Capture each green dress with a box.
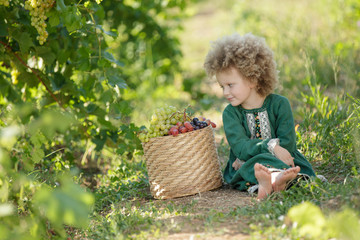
[223,94,316,191]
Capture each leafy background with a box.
[0,0,359,239]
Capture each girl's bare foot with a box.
[273,166,300,192]
[254,163,273,200]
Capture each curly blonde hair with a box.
[204,33,278,96]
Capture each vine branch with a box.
[0,40,65,110]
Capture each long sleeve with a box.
[223,105,271,161]
[273,96,297,152]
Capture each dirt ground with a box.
[148,186,255,240]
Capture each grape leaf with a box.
[51,73,66,91]
[47,9,60,27]
[32,147,45,163]
[34,178,94,228]
[102,51,124,67]
[56,0,66,11]
[64,6,82,33]
[35,46,56,65]
[92,130,107,151]
[10,31,34,54]
[0,18,8,36]
[96,25,118,38]
[85,103,98,114]
[106,68,127,89]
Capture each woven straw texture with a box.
[142,125,223,199]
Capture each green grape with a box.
[165,108,171,115]
[151,114,158,121]
[139,133,146,142]
[24,0,55,45]
[11,68,20,85]
[140,105,184,142]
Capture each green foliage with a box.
[93,158,150,212]
[230,0,360,97]
[288,202,327,238]
[0,0,194,238]
[288,202,360,240]
[228,177,360,239]
[0,107,94,239]
[33,176,94,229]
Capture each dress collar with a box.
[237,94,272,113]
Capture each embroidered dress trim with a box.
[258,111,272,139]
[246,113,256,139]
[246,110,272,140]
[254,112,262,139]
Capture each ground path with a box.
[145,186,255,239]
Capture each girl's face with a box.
[216,67,256,107]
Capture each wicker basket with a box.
[142,125,223,199]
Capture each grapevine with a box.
[24,0,55,45]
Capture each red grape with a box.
[184,121,194,131]
[170,127,179,136]
[179,126,188,133]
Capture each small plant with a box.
[287,201,360,240]
[296,79,358,180]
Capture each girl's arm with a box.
[273,96,297,153]
[223,106,272,161]
[273,145,294,167]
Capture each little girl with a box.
[204,33,317,200]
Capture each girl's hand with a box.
[232,160,241,171]
[274,145,294,167]
[232,159,243,171]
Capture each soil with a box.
[147,185,255,240]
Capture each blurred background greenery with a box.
[130,0,360,139]
[178,0,360,119]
